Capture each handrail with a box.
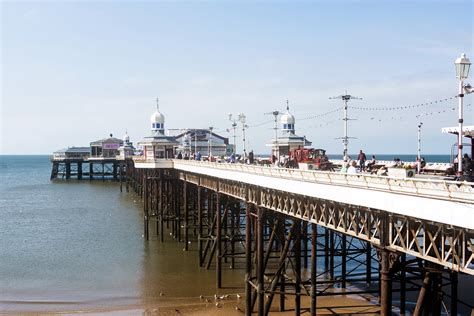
[172,160,474,204]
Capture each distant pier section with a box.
[50,133,134,180]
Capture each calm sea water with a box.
[1,155,471,314]
[0,155,243,313]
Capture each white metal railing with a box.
[173,160,474,203]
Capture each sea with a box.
[0,155,244,314]
[1,155,472,314]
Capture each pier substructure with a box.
[128,165,473,315]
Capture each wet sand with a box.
[2,294,380,315]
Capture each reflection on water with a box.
[0,156,244,313]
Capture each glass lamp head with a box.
[455,53,471,79]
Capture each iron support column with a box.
[216,193,222,288]
[257,206,264,316]
[245,202,252,316]
[310,223,317,316]
[184,181,188,250]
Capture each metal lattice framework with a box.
[178,171,474,275]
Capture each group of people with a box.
[341,150,376,174]
[176,151,201,161]
[454,154,473,172]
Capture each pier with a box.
[126,157,474,316]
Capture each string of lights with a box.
[247,119,274,128]
[297,107,343,121]
[348,95,459,111]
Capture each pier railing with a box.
[173,160,474,203]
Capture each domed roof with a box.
[123,131,130,142]
[280,105,295,125]
[150,98,165,124]
[150,110,165,124]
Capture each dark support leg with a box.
[143,176,149,241]
[119,164,123,192]
[432,272,442,316]
[414,272,431,316]
[198,187,203,266]
[366,242,372,284]
[400,254,406,315]
[78,162,82,180]
[341,234,347,289]
[264,221,299,315]
[113,163,117,180]
[184,182,188,251]
[324,229,329,272]
[451,272,458,316]
[310,223,317,316]
[329,230,334,280]
[303,222,308,269]
[159,176,164,242]
[257,206,264,316]
[379,212,392,316]
[295,220,301,316]
[66,162,71,179]
[245,203,252,316]
[216,193,222,288]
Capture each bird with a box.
[205,298,211,303]
[214,294,218,300]
[236,294,241,299]
[223,294,230,299]
[235,306,240,311]
[199,295,204,300]
[159,292,164,296]
[215,303,222,308]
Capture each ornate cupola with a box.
[280,99,295,134]
[150,97,165,135]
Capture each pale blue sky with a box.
[1,0,472,155]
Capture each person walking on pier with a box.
[248,150,254,164]
[358,150,367,172]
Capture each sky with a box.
[1,0,473,155]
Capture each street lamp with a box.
[209,126,214,160]
[454,53,471,176]
[417,122,423,174]
[228,114,238,154]
[238,113,247,160]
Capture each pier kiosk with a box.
[136,99,178,168]
[132,99,179,241]
[51,147,90,179]
[267,104,311,162]
[88,134,124,180]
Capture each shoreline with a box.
[1,293,380,315]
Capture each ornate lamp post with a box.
[209,126,214,159]
[417,122,423,174]
[228,114,238,154]
[454,53,471,176]
[238,113,247,160]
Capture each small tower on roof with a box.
[280,99,295,134]
[123,130,130,144]
[150,97,165,135]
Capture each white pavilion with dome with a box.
[117,131,135,159]
[137,98,178,161]
[267,101,312,158]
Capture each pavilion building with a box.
[267,103,312,158]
